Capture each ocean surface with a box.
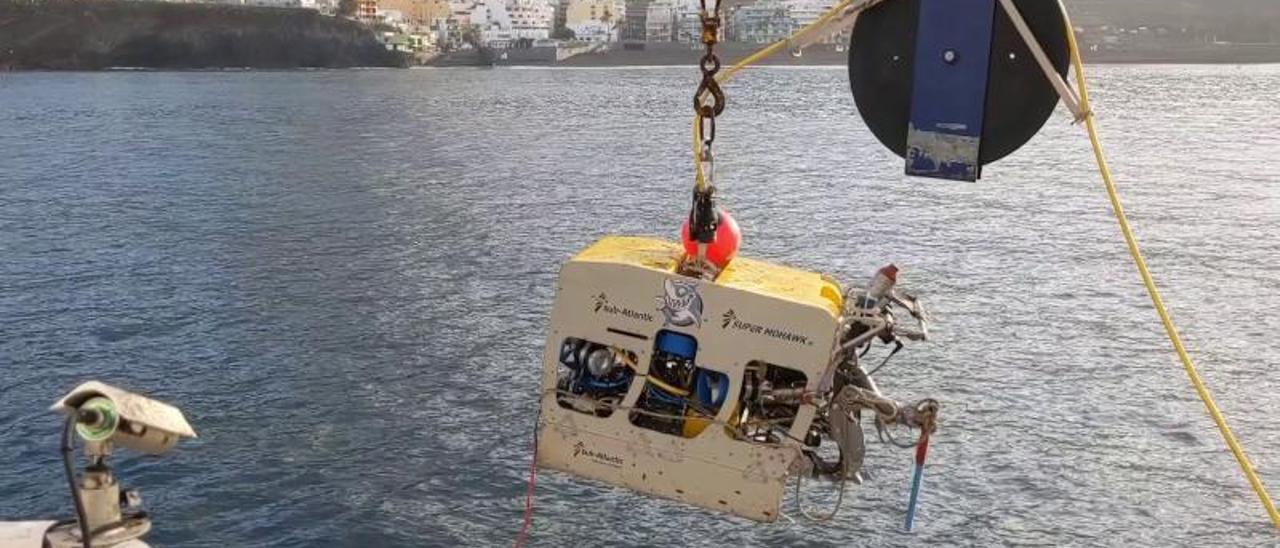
[1,65,1278,547]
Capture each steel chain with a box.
[694,0,725,165]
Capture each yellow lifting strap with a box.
[688,0,1280,529]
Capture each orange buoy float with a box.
[680,208,741,270]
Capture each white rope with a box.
[995,0,1088,121]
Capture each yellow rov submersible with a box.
[528,0,1280,539]
[531,0,1074,530]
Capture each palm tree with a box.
[600,3,619,40]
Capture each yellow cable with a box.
[687,3,1279,526]
[1061,5,1280,529]
[645,376,692,398]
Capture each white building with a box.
[507,0,555,40]
[645,0,674,41]
[674,0,700,43]
[457,0,554,44]
[784,0,841,43]
[730,0,791,43]
[468,0,512,43]
[640,0,703,43]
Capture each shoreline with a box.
[5,57,1278,73]
[5,41,1280,71]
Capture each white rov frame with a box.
[537,238,844,521]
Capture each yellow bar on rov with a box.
[572,236,844,316]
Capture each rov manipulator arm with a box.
[754,266,939,485]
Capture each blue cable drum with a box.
[848,0,1070,181]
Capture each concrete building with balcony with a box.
[452,0,554,45]
[730,0,791,43]
[507,0,555,40]
[645,0,675,41]
[674,0,700,43]
[784,0,843,43]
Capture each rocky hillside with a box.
[0,0,408,70]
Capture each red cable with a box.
[514,413,540,548]
[914,429,930,466]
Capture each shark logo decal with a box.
[657,278,703,328]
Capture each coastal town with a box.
[157,0,1280,64]
[2,0,1278,69]
[281,0,857,62]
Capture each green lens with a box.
[75,397,119,442]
